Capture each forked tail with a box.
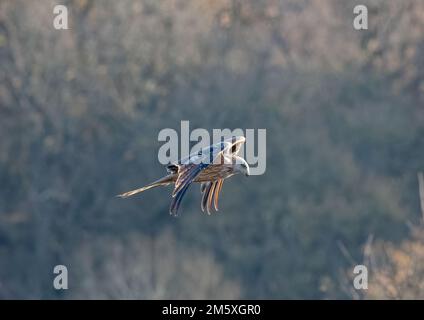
[117,174,175,198]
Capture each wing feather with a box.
[206,182,216,214]
[213,179,224,211]
[201,182,212,212]
[172,142,231,197]
[168,138,244,216]
[169,183,191,216]
[200,179,224,213]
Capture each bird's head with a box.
[235,158,250,177]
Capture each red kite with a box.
[118,136,249,216]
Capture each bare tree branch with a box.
[418,172,424,221]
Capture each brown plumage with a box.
[117,136,250,216]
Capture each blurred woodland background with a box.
[0,0,424,299]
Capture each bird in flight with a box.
[117,136,250,216]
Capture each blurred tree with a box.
[0,0,423,299]
[70,229,240,299]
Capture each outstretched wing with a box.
[169,142,230,216]
[169,136,246,216]
[171,136,245,167]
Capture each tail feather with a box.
[117,175,175,198]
